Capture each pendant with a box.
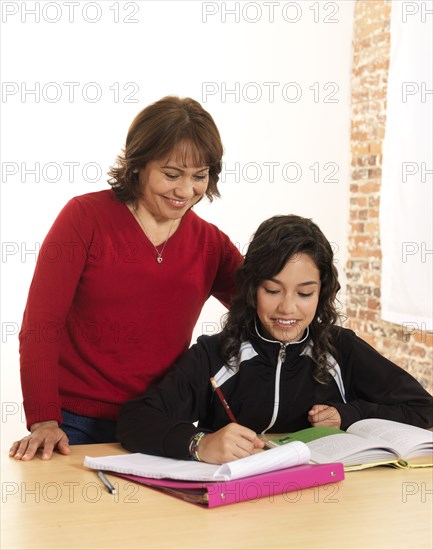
[156,256,163,264]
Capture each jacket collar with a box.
[249,319,310,364]
[254,318,310,347]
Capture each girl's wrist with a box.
[189,431,207,461]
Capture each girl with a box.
[117,215,433,464]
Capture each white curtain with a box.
[380,0,433,330]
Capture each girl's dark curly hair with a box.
[108,96,223,204]
[220,215,341,382]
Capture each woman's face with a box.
[138,145,209,222]
[256,253,321,342]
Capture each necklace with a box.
[133,206,176,264]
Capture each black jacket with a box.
[117,327,433,459]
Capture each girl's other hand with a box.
[308,404,341,428]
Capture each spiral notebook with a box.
[84,441,311,481]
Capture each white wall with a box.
[0,0,354,447]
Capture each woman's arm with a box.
[210,231,243,308]
[19,198,92,429]
[11,198,94,460]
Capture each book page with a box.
[84,453,221,481]
[217,441,310,479]
[307,433,398,466]
[84,441,311,482]
[348,419,433,459]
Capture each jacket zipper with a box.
[255,321,310,434]
[279,343,287,363]
[261,343,288,434]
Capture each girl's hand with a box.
[197,423,264,464]
[308,404,341,428]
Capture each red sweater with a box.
[19,190,242,428]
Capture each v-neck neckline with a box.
[123,202,186,248]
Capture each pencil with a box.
[210,377,238,423]
[97,470,117,495]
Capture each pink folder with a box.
[107,462,344,508]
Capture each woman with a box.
[117,215,433,465]
[10,96,242,460]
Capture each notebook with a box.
[84,440,310,481]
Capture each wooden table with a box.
[1,443,432,549]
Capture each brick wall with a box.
[345,0,432,393]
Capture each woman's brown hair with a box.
[108,96,224,203]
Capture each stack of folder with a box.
[85,441,344,507]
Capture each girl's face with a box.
[256,253,321,342]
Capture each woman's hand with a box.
[308,404,341,428]
[9,421,71,461]
[197,423,264,464]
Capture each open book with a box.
[84,440,310,482]
[265,419,433,471]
